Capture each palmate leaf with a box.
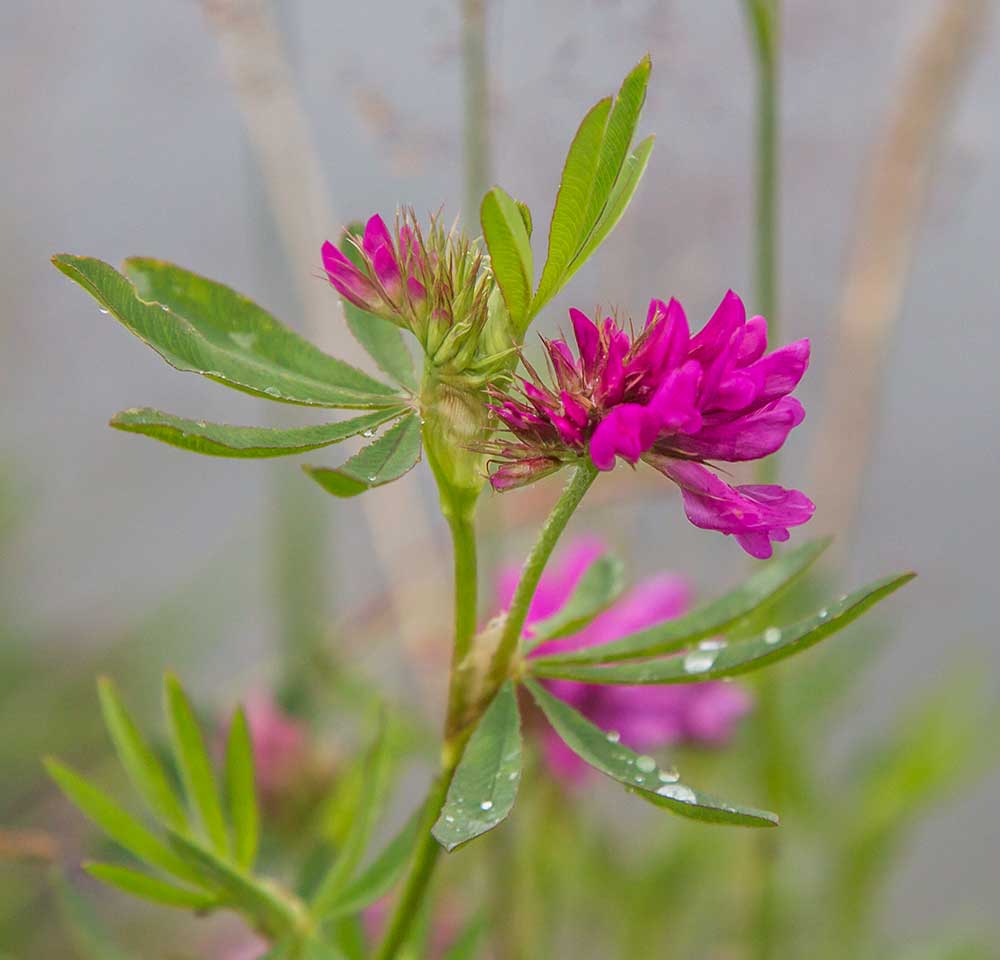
[303,413,421,497]
[432,682,522,852]
[525,553,625,650]
[531,572,915,685]
[339,226,418,391]
[110,407,407,459]
[525,680,776,827]
[480,187,534,330]
[52,255,401,409]
[532,537,830,667]
[164,674,230,856]
[531,57,652,317]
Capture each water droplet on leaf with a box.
[683,649,716,674]
[636,755,656,774]
[480,800,494,811]
[658,767,680,784]
[764,627,781,646]
[657,783,696,804]
[606,730,621,743]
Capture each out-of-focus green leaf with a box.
[109,407,407,459]
[84,862,216,911]
[163,674,229,856]
[526,554,625,649]
[525,680,777,827]
[481,187,534,329]
[52,255,401,408]
[97,677,186,831]
[311,716,391,918]
[339,227,418,391]
[433,683,522,852]
[533,538,831,666]
[319,809,421,920]
[264,940,346,960]
[572,135,654,270]
[303,414,421,497]
[52,870,132,960]
[531,97,612,314]
[440,914,488,960]
[531,573,914,684]
[43,759,201,884]
[224,705,259,871]
[166,831,304,938]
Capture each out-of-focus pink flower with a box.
[218,936,267,960]
[487,292,814,558]
[363,896,463,958]
[499,540,753,782]
[231,692,308,796]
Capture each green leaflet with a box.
[525,553,625,650]
[224,705,259,871]
[110,407,407,458]
[531,573,915,685]
[303,414,422,497]
[532,537,831,666]
[84,862,217,911]
[481,187,534,329]
[164,674,230,856]
[526,680,777,827]
[432,682,522,852]
[97,676,186,831]
[53,254,401,408]
[44,758,203,885]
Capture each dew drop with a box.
[444,815,455,823]
[367,474,378,483]
[507,771,519,781]
[98,308,110,315]
[818,608,829,620]
[606,730,621,743]
[683,649,717,674]
[362,429,376,438]
[698,638,726,651]
[636,755,656,774]
[657,783,696,804]
[263,386,281,397]
[635,775,645,784]
[763,627,781,646]
[658,766,680,784]
[228,331,257,350]
[480,800,494,811]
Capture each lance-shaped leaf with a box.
[531,56,652,316]
[110,407,407,459]
[311,715,391,918]
[481,187,533,329]
[303,413,421,497]
[339,227,418,391]
[572,135,655,271]
[533,537,830,667]
[525,680,777,827]
[433,683,522,852]
[84,862,217,911]
[318,809,421,921]
[164,674,229,856]
[43,758,203,885]
[531,573,915,685]
[97,676,187,831]
[166,831,305,938]
[525,554,625,650]
[52,255,401,409]
[224,706,259,871]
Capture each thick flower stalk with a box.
[499,540,752,781]
[486,291,814,558]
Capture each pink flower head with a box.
[322,213,427,322]
[487,293,814,558]
[499,540,753,783]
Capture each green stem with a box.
[489,462,599,686]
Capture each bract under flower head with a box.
[486,292,814,558]
[322,210,514,385]
[498,540,752,783]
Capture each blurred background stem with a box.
[743,2,784,958]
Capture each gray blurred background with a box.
[3,0,999,944]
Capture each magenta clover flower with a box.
[487,292,814,558]
[500,540,752,783]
